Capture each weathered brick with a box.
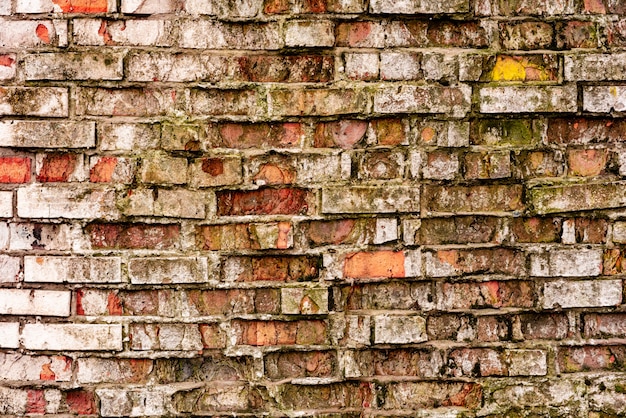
[0,157,31,183]
[425,248,525,277]
[336,21,386,48]
[543,280,622,308]
[128,257,209,284]
[24,52,123,81]
[380,52,421,81]
[383,382,482,410]
[558,346,626,373]
[0,20,67,48]
[438,281,534,310]
[98,123,160,151]
[529,182,626,214]
[561,218,607,244]
[282,288,328,314]
[217,188,312,216]
[211,123,302,149]
[418,120,470,147]
[0,289,70,316]
[471,118,542,147]
[464,151,511,179]
[197,222,292,250]
[78,88,181,117]
[344,52,379,80]
[343,348,443,378]
[322,186,419,213]
[512,150,563,179]
[520,312,569,340]
[190,89,262,117]
[130,324,203,351]
[0,322,20,348]
[565,53,626,81]
[0,87,68,117]
[447,348,508,377]
[500,21,553,50]
[22,324,122,350]
[121,0,180,13]
[413,216,504,245]
[17,185,119,219]
[0,353,71,382]
[422,150,459,180]
[187,0,262,16]
[423,184,523,214]
[358,150,404,180]
[265,351,336,380]
[374,315,427,344]
[510,217,560,243]
[86,223,180,249]
[77,358,153,384]
[0,191,12,218]
[485,54,558,82]
[370,0,468,13]
[233,319,327,346]
[314,120,368,149]
[479,86,577,113]
[97,387,170,417]
[556,20,598,49]
[0,256,21,283]
[343,250,420,279]
[374,84,471,117]
[0,54,16,80]
[90,156,135,183]
[270,88,368,116]
[584,86,626,113]
[546,118,626,145]
[274,382,368,410]
[342,282,434,311]
[530,248,602,277]
[584,313,626,338]
[187,289,261,315]
[24,256,121,283]
[285,20,334,47]
[36,153,83,182]
[74,19,174,46]
[241,54,333,83]
[180,21,282,49]
[140,153,188,185]
[222,256,319,282]
[17,0,115,12]
[302,218,375,246]
[189,156,242,187]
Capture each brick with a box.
[546,118,626,145]
[282,288,328,314]
[322,186,420,213]
[379,52,420,81]
[336,21,386,48]
[374,315,427,344]
[585,313,626,338]
[510,217,560,243]
[17,185,119,219]
[270,88,368,116]
[239,54,334,83]
[512,150,563,179]
[0,20,67,48]
[265,351,336,380]
[383,382,482,410]
[475,316,509,342]
[302,218,374,246]
[529,182,626,214]
[187,289,260,315]
[36,153,83,182]
[471,118,542,147]
[0,387,27,415]
[173,384,262,414]
[0,87,68,117]
[190,89,261,117]
[344,53,379,80]
[180,21,282,49]
[608,19,626,47]
[24,256,121,283]
[423,184,523,214]
[556,20,598,49]
[24,52,123,81]
[130,324,203,351]
[90,156,135,183]
[0,353,72,382]
[77,88,181,117]
[425,248,524,277]
[562,218,607,244]
[370,0,468,13]
[413,217,503,245]
[127,52,228,83]
[589,378,626,415]
[543,280,622,309]
[0,192,12,218]
[197,222,292,250]
[479,86,577,113]
[425,20,489,48]
[565,53,626,81]
[186,0,262,16]
[584,86,626,113]
[0,256,20,283]
[217,188,312,216]
[0,289,70,316]
[530,248,602,277]
[74,19,174,46]
[422,150,459,180]
[0,54,16,80]
[97,387,169,417]
[121,0,180,13]
[344,348,443,378]
[464,151,511,179]
[212,123,302,149]
[344,250,420,279]
[0,157,31,183]
[374,84,471,117]
[519,312,569,340]
[358,150,404,180]
[17,0,115,12]
[77,358,153,384]
[222,256,319,282]
[438,281,534,310]
[233,320,327,346]
[86,223,180,249]
[139,153,188,185]
[128,257,209,284]
[447,348,508,377]
[0,322,19,348]
[485,54,558,82]
[342,282,434,311]
[189,156,242,187]
[98,123,160,151]
[558,346,626,373]
[22,324,122,351]
[275,383,368,410]
[500,21,553,50]
[567,149,608,177]
[418,120,469,147]
[314,120,368,149]
[285,20,334,47]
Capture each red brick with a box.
[557,346,626,373]
[234,320,326,346]
[51,0,108,13]
[238,55,333,82]
[89,156,118,182]
[314,120,367,148]
[199,324,226,349]
[344,251,405,279]
[0,156,30,183]
[224,256,319,282]
[584,0,607,13]
[556,21,598,49]
[568,149,608,176]
[500,21,553,50]
[510,217,560,243]
[336,21,385,48]
[197,222,292,250]
[303,219,364,246]
[585,313,626,338]
[66,390,96,415]
[187,290,256,316]
[264,351,336,380]
[359,150,404,180]
[570,218,608,243]
[547,118,626,145]
[216,188,312,216]
[343,282,433,311]
[36,153,77,182]
[519,313,569,340]
[370,119,406,146]
[416,217,502,245]
[279,382,370,410]
[512,151,563,179]
[464,151,511,179]
[427,21,489,48]
[440,281,534,310]
[252,160,297,185]
[608,19,626,47]
[476,316,510,342]
[27,390,45,414]
[348,349,441,377]
[213,123,302,149]
[86,223,180,249]
[448,348,508,377]
[426,248,525,277]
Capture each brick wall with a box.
[1,0,626,416]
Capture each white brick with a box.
[0,20,67,48]
[374,315,427,344]
[97,387,170,417]
[21,324,123,350]
[297,154,345,184]
[0,289,70,316]
[322,186,420,214]
[285,20,335,47]
[344,53,379,80]
[507,350,547,377]
[128,257,209,284]
[154,189,207,219]
[0,256,20,283]
[121,0,177,14]
[281,288,329,314]
[185,0,262,16]
[0,121,95,148]
[127,52,230,83]
[17,185,119,219]
[16,0,116,12]
[370,0,468,13]
[0,387,28,415]
[98,123,160,151]
[130,324,203,350]
[374,85,471,117]
[543,280,622,309]
[0,322,20,348]
[0,87,68,117]
[180,20,282,50]
[374,218,398,244]
[480,86,577,113]
[9,222,73,250]
[565,53,626,81]
[584,86,626,113]
[24,52,124,81]
[74,19,174,46]
[24,256,121,283]
[77,358,143,383]
[0,53,16,80]
[0,2,9,14]
[530,249,602,277]
[380,52,420,80]
[0,353,72,381]
[0,223,7,249]
[613,221,626,243]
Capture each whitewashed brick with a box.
[543,280,622,309]
[0,322,20,348]
[0,121,95,148]
[0,387,27,415]
[530,249,602,277]
[0,20,67,48]
[344,53,379,80]
[24,256,121,283]
[380,52,420,80]
[0,2,9,14]
[21,324,123,350]
[507,350,547,377]
[127,52,230,83]
[0,289,70,316]
[613,222,626,243]
[24,52,124,81]
[374,315,427,344]
[0,353,72,381]
[130,324,203,350]
[128,257,209,284]
[374,218,398,244]
[374,85,471,117]
[0,223,7,249]
[97,387,170,417]
[9,222,73,251]
[180,20,282,49]
[0,87,68,117]
[584,86,626,113]
[121,0,177,13]
[565,53,626,81]
[370,0,468,13]
[98,123,160,151]
[77,358,146,383]
[480,86,577,113]
[74,19,174,46]
[0,256,20,283]
[282,288,329,314]
[322,186,420,214]
[285,20,334,47]
[0,53,16,80]
[16,0,116,12]
[185,0,262,16]
[17,185,119,219]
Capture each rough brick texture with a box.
[2,1,626,417]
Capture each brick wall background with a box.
[1,0,626,416]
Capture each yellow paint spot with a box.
[491,56,551,82]
[610,86,618,97]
